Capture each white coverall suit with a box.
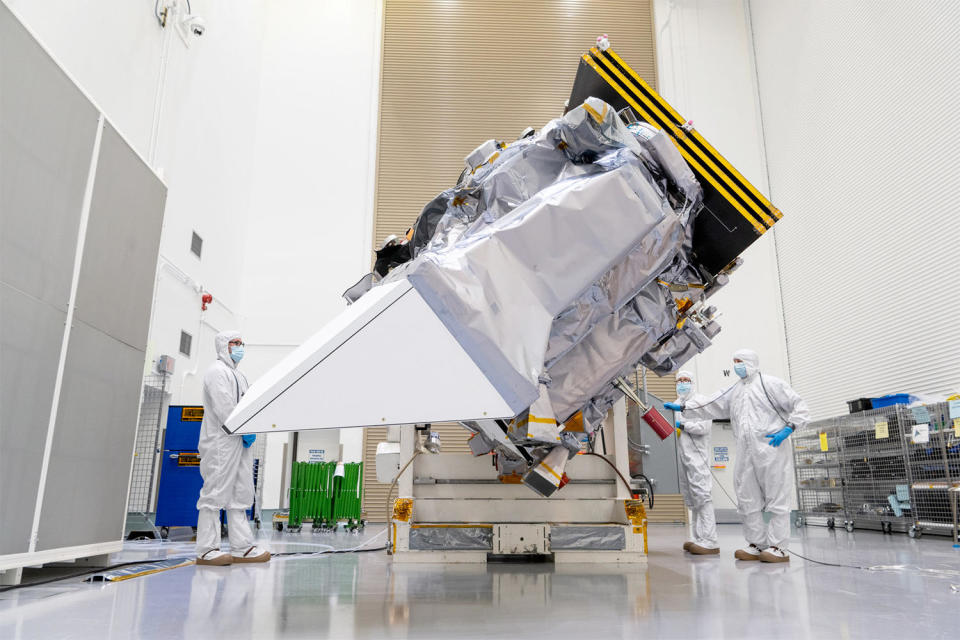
[195,330,256,556]
[682,350,809,550]
[676,379,718,549]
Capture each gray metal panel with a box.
[73,122,166,351]
[37,120,165,552]
[627,393,680,494]
[0,3,98,557]
[0,284,65,554]
[37,320,146,551]
[0,2,97,308]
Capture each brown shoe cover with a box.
[233,547,271,563]
[196,552,232,566]
[682,542,693,552]
[758,550,790,563]
[734,549,761,561]
[688,543,720,555]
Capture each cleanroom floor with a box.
[0,522,957,639]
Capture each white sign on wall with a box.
[308,449,326,462]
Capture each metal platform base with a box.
[391,549,647,564]
[390,522,646,564]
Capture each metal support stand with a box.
[390,409,644,563]
[145,370,169,513]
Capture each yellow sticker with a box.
[819,432,829,451]
[181,406,204,421]
[875,421,889,440]
[954,417,960,437]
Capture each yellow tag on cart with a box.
[875,421,889,439]
[954,418,960,437]
[819,432,829,451]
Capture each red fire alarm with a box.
[201,293,213,311]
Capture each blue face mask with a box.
[676,382,692,395]
[734,362,748,378]
[230,345,245,363]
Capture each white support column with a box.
[398,426,416,498]
[609,398,631,500]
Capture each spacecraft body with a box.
[225,47,781,499]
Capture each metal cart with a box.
[903,402,960,538]
[837,405,913,534]
[793,418,846,529]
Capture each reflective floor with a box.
[1,523,958,639]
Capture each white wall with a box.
[4,0,266,404]
[654,0,792,510]
[7,0,383,512]
[655,0,789,392]
[748,0,960,418]
[241,0,383,507]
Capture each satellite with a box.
[225,45,781,498]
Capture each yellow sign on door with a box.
[181,407,204,421]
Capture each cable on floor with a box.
[274,546,387,557]
[274,529,388,557]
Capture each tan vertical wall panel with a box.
[362,1,658,521]
[361,427,390,522]
[374,0,657,246]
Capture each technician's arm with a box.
[680,389,731,422]
[680,416,712,437]
[778,380,811,430]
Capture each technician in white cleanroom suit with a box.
[195,330,270,566]
[674,370,719,555]
[665,349,809,563]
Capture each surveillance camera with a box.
[182,14,205,36]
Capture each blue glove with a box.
[242,434,256,448]
[766,426,794,447]
[675,420,684,431]
[664,401,685,412]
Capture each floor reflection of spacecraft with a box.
[384,563,649,632]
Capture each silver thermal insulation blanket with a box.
[380,97,710,429]
[549,526,627,551]
[409,526,494,551]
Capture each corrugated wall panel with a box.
[749,1,960,417]
[645,494,687,523]
[374,0,657,246]
[361,427,390,522]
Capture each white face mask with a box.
[676,382,692,395]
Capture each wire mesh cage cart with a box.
[903,402,960,538]
[794,418,846,529]
[837,405,913,534]
[127,372,170,516]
